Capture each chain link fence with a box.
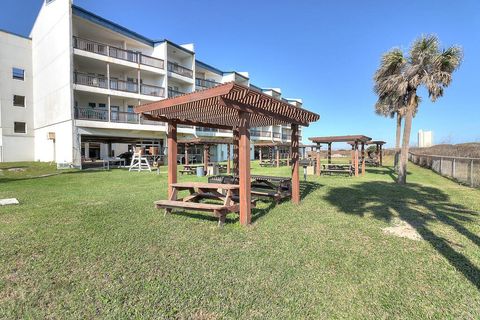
[409,152,479,188]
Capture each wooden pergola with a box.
[253,141,292,167]
[367,140,386,166]
[178,137,234,173]
[135,82,319,225]
[308,135,371,176]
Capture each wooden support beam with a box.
[328,143,332,164]
[379,145,383,166]
[259,147,262,162]
[354,143,359,177]
[361,142,365,175]
[276,147,280,167]
[167,122,178,198]
[233,128,239,176]
[227,144,231,174]
[203,144,209,173]
[316,144,321,176]
[238,112,251,226]
[184,145,189,165]
[291,124,300,204]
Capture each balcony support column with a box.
[107,95,111,122]
[137,69,141,95]
[106,63,110,90]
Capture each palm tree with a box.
[374,35,462,184]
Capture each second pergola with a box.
[308,135,372,176]
[135,82,319,225]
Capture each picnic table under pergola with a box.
[367,140,386,166]
[135,82,319,225]
[308,135,372,177]
[178,136,234,174]
[254,141,292,167]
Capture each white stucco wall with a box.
[31,0,75,164]
[0,30,34,161]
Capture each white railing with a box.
[409,152,479,188]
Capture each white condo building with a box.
[0,0,304,166]
[418,130,433,148]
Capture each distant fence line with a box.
[408,152,479,188]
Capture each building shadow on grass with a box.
[324,181,480,290]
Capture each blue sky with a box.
[2,0,479,148]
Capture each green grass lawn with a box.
[1,159,479,318]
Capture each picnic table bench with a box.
[209,175,292,203]
[154,182,240,226]
[321,163,353,176]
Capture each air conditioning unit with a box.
[57,162,72,169]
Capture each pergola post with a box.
[354,142,359,177]
[227,143,231,174]
[259,147,262,162]
[361,142,365,175]
[291,124,300,204]
[233,128,239,176]
[167,122,177,198]
[276,147,280,167]
[184,144,189,165]
[379,144,383,166]
[203,144,209,173]
[238,112,251,225]
[316,143,321,176]
[328,142,332,164]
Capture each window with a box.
[14,122,26,133]
[98,103,106,108]
[12,68,25,80]
[45,0,55,4]
[13,95,25,107]
[88,102,96,108]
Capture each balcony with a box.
[167,62,193,78]
[195,78,220,90]
[74,106,165,126]
[282,134,290,140]
[75,106,108,121]
[110,78,138,93]
[272,132,281,139]
[73,36,164,69]
[140,83,165,97]
[168,88,185,98]
[74,72,164,97]
[74,72,108,89]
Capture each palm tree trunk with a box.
[394,113,402,171]
[397,95,416,184]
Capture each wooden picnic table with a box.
[321,163,353,176]
[155,182,240,226]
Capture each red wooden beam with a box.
[167,123,178,198]
[238,112,251,225]
[291,124,300,204]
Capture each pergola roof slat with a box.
[135,82,319,128]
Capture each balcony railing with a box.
[251,130,272,138]
[140,55,164,69]
[73,36,165,69]
[282,134,290,140]
[74,72,108,89]
[272,132,281,139]
[74,106,108,121]
[168,88,185,98]
[110,79,138,93]
[141,84,165,97]
[195,78,220,90]
[111,111,139,124]
[167,62,193,78]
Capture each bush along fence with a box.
[409,152,479,188]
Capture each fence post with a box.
[452,158,456,179]
[440,157,443,175]
[471,159,474,187]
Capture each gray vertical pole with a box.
[440,157,443,174]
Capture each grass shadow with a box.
[324,181,480,290]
